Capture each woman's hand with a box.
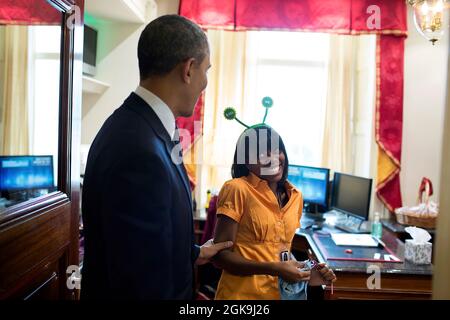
[308,263,337,286]
[275,260,311,283]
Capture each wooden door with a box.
[433,30,450,300]
[0,0,84,300]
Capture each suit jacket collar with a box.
[125,92,172,142]
[124,92,192,206]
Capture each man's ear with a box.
[181,58,196,84]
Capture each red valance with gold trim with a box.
[180,0,407,35]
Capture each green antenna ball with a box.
[262,97,273,108]
[224,107,237,120]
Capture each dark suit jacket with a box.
[80,92,200,300]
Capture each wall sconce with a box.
[407,0,449,45]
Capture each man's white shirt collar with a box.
[135,86,176,140]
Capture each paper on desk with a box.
[331,233,379,247]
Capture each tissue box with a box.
[404,240,432,265]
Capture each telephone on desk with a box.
[301,216,323,231]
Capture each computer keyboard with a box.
[334,222,370,234]
[334,214,370,233]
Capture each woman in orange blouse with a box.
[213,125,336,300]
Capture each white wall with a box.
[402,6,449,207]
[81,20,144,144]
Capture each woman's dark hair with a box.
[231,125,289,187]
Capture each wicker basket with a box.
[395,178,437,229]
[395,211,437,229]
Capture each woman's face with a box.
[247,149,286,184]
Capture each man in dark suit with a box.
[81,15,232,300]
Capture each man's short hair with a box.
[138,14,209,79]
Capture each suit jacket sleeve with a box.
[102,148,174,299]
[192,244,200,263]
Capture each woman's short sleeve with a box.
[216,180,246,223]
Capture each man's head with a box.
[138,15,210,117]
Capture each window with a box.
[197,30,331,207]
[245,31,330,167]
[28,26,61,184]
[198,30,376,209]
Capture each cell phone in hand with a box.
[300,249,320,271]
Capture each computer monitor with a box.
[331,172,373,221]
[83,24,98,76]
[0,156,55,197]
[288,165,330,218]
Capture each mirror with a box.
[0,4,63,213]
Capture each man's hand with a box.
[196,239,233,265]
[308,263,337,286]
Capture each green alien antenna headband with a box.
[224,97,274,129]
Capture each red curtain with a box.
[351,0,407,34]
[179,0,407,211]
[176,93,204,190]
[176,93,204,152]
[178,0,236,30]
[376,35,405,212]
[0,0,61,25]
[235,0,352,32]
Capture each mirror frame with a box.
[0,0,83,235]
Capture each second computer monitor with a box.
[0,155,54,193]
[287,165,330,208]
[331,172,373,221]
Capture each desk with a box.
[293,212,433,300]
